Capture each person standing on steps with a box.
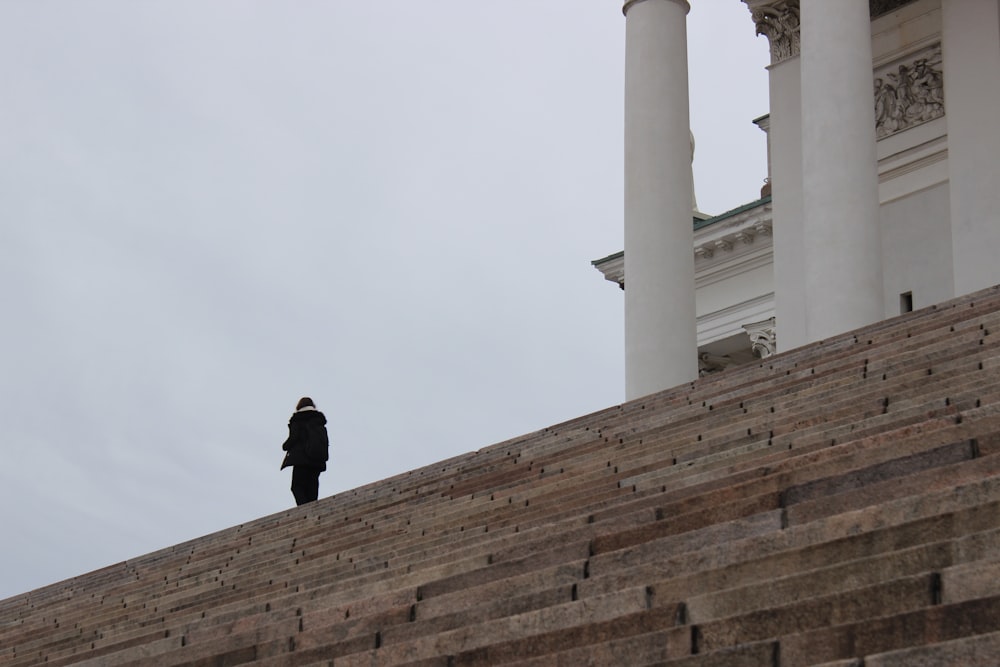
[280,397,329,505]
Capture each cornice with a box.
[592,252,625,289]
[693,199,773,267]
[695,245,773,291]
[592,199,774,289]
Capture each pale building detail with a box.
[745,0,800,65]
[743,318,777,358]
[598,0,1000,400]
[874,43,945,139]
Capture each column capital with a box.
[743,0,800,65]
[623,0,690,18]
[743,317,777,358]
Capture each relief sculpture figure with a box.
[874,46,945,138]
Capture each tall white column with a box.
[745,0,807,352]
[800,0,884,341]
[942,0,1000,296]
[623,0,698,400]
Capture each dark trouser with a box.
[291,466,321,506]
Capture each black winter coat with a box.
[280,408,329,471]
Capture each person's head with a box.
[296,397,315,410]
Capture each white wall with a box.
[879,181,953,313]
[942,0,1000,295]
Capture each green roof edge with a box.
[693,195,772,231]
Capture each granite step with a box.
[779,594,1000,667]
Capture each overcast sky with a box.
[0,1,769,600]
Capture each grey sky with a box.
[0,1,769,599]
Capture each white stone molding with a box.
[592,252,624,289]
[698,292,776,347]
[743,317,777,357]
[744,0,800,65]
[695,244,773,292]
[871,0,941,69]
[694,200,773,268]
[599,201,773,282]
[874,43,944,139]
[876,116,948,202]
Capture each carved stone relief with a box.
[745,0,800,65]
[874,44,945,139]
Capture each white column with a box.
[745,0,807,352]
[942,0,1000,296]
[768,55,807,350]
[800,0,884,341]
[623,0,698,400]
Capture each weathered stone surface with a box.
[779,595,1000,666]
[941,559,1000,604]
[659,640,779,667]
[696,574,935,652]
[4,286,1000,665]
[683,540,954,623]
[508,630,672,666]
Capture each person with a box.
[280,397,329,505]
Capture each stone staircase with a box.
[4,286,1000,666]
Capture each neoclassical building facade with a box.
[595,0,1000,400]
